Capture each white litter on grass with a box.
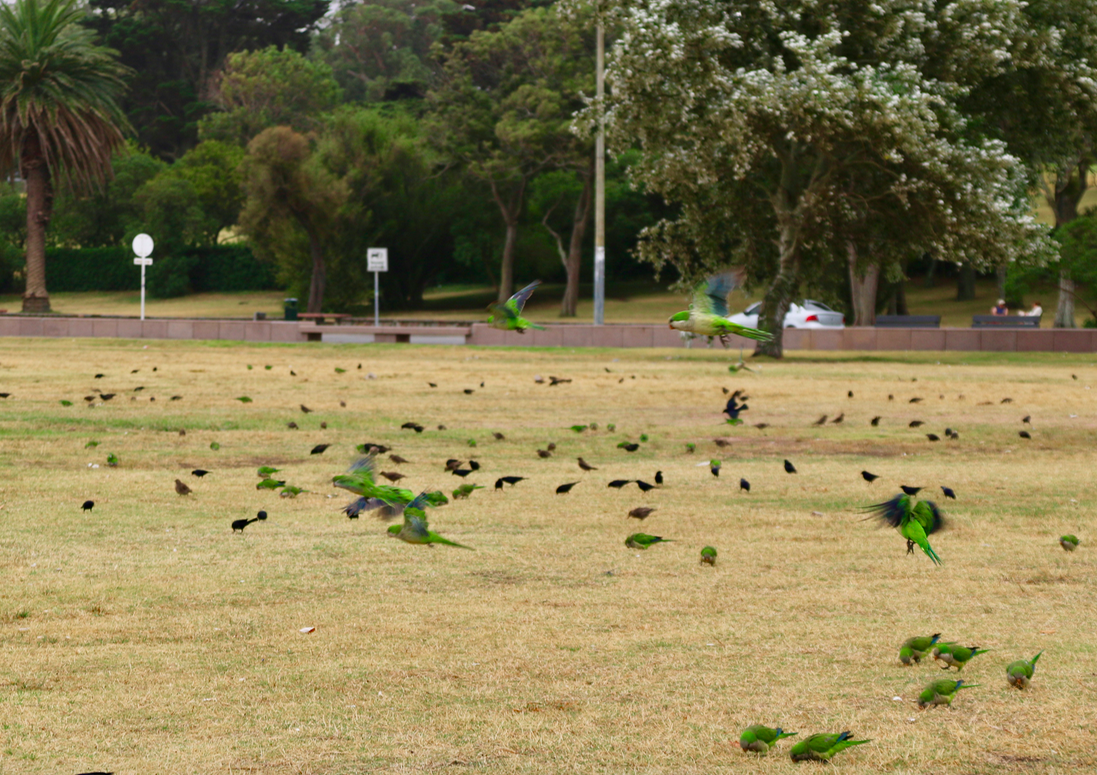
[299,626,316,634]
[892,696,903,701]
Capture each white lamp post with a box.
[132,233,154,321]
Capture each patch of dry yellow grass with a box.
[0,340,1095,773]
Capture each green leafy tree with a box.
[0,0,130,312]
[142,140,246,245]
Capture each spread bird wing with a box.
[507,280,542,314]
[914,500,946,535]
[864,493,912,528]
[692,270,745,319]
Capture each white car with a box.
[727,300,845,329]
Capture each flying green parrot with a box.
[700,546,717,566]
[864,493,945,565]
[333,456,416,520]
[1006,651,1042,689]
[789,732,869,762]
[452,484,484,500]
[738,725,795,753]
[487,281,545,333]
[899,633,941,665]
[387,493,473,549]
[932,643,989,671]
[625,533,671,549]
[667,273,774,345]
[918,678,978,709]
[1060,534,1079,551]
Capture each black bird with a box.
[636,480,655,492]
[784,459,797,474]
[900,485,922,495]
[287,421,298,429]
[339,401,347,407]
[870,416,881,426]
[469,460,481,471]
[831,413,844,424]
[170,395,183,401]
[94,374,104,379]
[401,422,425,433]
[492,432,506,440]
[390,454,410,465]
[909,420,924,428]
[445,459,464,471]
[608,479,633,489]
[537,449,552,458]
[813,414,828,425]
[300,404,313,413]
[191,469,210,478]
[888,394,894,401]
[480,382,484,387]
[81,500,94,512]
[1001,397,1013,404]
[941,486,956,500]
[133,386,144,391]
[556,482,579,494]
[926,433,940,441]
[310,444,331,454]
[710,462,721,477]
[628,507,655,520]
[380,471,406,482]
[619,443,640,452]
[428,382,437,388]
[848,390,854,398]
[578,457,597,471]
[320,422,327,429]
[654,471,663,485]
[451,469,473,477]
[495,476,526,488]
[1019,430,1031,439]
[724,396,748,421]
[464,389,474,394]
[739,478,750,492]
[232,510,268,533]
[754,423,769,430]
[909,397,923,403]
[1022,415,1031,424]
[131,369,139,373]
[99,393,115,400]
[861,471,880,482]
[358,443,390,454]
[84,395,95,402]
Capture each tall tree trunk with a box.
[923,253,937,289]
[306,231,325,313]
[1055,272,1075,328]
[21,136,52,313]
[491,178,526,303]
[847,242,879,326]
[1047,156,1089,328]
[894,280,908,315]
[956,262,976,301]
[996,265,1007,301]
[561,173,593,317]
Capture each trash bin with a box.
[284,298,298,321]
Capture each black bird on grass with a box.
[832,413,844,424]
[848,390,854,398]
[170,395,183,401]
[1022,415,1031,425]
[390,454,410,465]
[81,500,94,512]
[926,433,940,441]
[784,459,797,474]
[310,444,331,455]
[578,457,597,471]
[941,486,956,500]
[537,449,552,458]
[723,395,749,422]
[99,393,115,401]
[739,478,750,492]
[94,374,104,379]
[464,389,474,394]
[380,471,406,482]
[232,510,268,533]
[900,485,922,495]
[492,432,506,440]
[468,460,481,471]
[402,422,425,433]
[870,416,881,426]
[862,471,880,482]
[813,414,828,426]
[628,507,655,520]
[618,443,640,452]
[909,420,925,428]
[300,404,313,413]
[556,482,579,494]
[608,479,633,489]
[358,443,390,454]
[287,421,298,429]
[428,382,437,388]
[636,480,656,492]
[451,469,473,478]
[1019,430,1031,439]
[909,397,923,403]
[175,479,193,496]
[191,469,210,478]
[654,471,663,485]
[495,476,526,488]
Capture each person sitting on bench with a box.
[1023,301,1043,317]
[991,299,1009,316]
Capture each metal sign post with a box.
[132,234,154,321]
[367,248,389,326]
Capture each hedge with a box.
[44,244,278,293]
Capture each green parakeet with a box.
[1060,534,1079,551]
[932,643,989,671]
[918,678,978,708]
[899,633,941,665]
[279,485,307,498]
[570,425,588,433]
[423,491,449,507]
[667,274,774,345]
[865,493,945,565]
[257,466,281,478]
[256,478,285,490]
[625,533,671,549]
[700,546,717,565]
[106,452,119,467]
[452,484,484,500]
[387,493,473,549]
[739,725,795,753]
[333,456,416,520]
[789,732,869,762]
[1006,651,1042,689]
[486,281,545,332]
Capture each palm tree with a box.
[0,0,129,313]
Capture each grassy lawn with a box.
[1,340,1095,773]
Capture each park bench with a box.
[298,323,472,343]
[971,315,1041,328]
[297,312,352,325]
[875,315,941,328]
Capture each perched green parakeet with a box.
[486,281,545,333]
[279,485,307,498]
[452,484,484,500]
[789,732,869,762]
[570,425,588,433]
[900,633,942,665]
[106,452,119,467]
[256,478,285,490]
[667,273,774,345]
[1006,651,1043,689]
[739,725,795,753]
[1060,534,1079,551]
[625,533,671,549]
[932,643,989,671]
[865,493,945,565]
[85,441,100,448]
[387,493,473,549]
[700,546,717,566]
[918,679,978,708]
[257,466,281,478]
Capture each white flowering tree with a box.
[597,0,1052,355]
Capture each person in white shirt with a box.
[1025,301,1043,317]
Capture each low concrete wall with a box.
[1,315,1094,352]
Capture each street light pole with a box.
[593,20,606,326]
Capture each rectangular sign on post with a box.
[368,248,388,326]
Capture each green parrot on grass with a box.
[387,493,473,549]
[864,493,945,565]
[1006,651,1043,689]
[452,483,484,500]
[667,273,773,346]
[918,678,978,709]
[256,478,285,490]
[625,533,671,549]
[279,485,307,498]
[789,732,868,762]
[257,466,281,478]
[487,280,545,333]
[1060,534,1079,551]
[738,725,795,753]
[700,546,717,566]
[932,643,989,671]
[899,633,941,665]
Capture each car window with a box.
[744,302,761,314]
[803,300,834,312]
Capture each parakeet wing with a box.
[507,280,542,314]
[691,271,745,318]
[865,493,912,528]
[915,500,946,534]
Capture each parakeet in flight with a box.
[625,533,671,549]
[789,732,869,762]
[738,725,795,753]
[386,493,473,549]
[864,493,945,565]
[667,273,773,345]
[333,455,417,520]
[899,633,941,665]
[932,643,989,671]
[487,281,545,333]
[1006,651,1042,689]
[918,679,977,709]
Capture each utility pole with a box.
[593,21,606,326]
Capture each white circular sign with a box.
[132,233,154,258]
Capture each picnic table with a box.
[297,312,351,325]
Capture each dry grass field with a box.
[1,339,1095,774]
